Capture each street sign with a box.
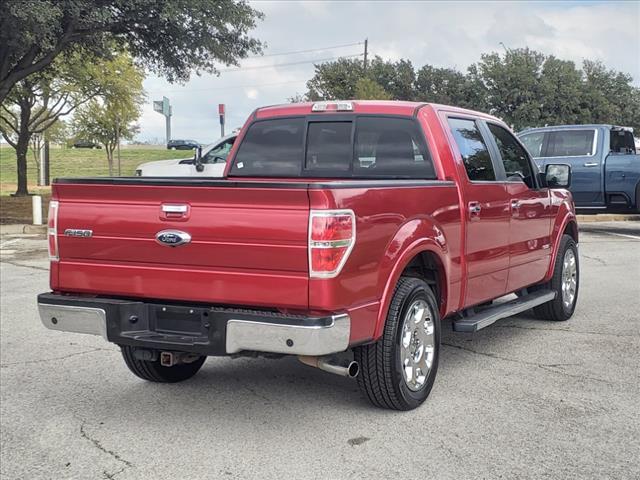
[153,97,172,144]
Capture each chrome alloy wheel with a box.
[400,299,435,391]
[561,248,577,308]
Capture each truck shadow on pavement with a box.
[68,313,553,427]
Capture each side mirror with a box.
[545,163,571,188]
[194,146,204,172]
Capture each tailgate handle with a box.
[161,204,190,221]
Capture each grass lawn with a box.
[0,143,183,223]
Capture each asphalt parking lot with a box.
[1,222,639,480]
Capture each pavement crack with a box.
[0,347,115,368]
[243,385,271,403]
[80,421,133,476]
[0,259,49,271]
[442,342,616,385]
[580,254,607,265]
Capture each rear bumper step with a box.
[453,290,556,333]
[37,292,350,357]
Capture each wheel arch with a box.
[545,208,578,282]
[373,222,451,341]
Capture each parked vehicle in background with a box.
[71,140,102,149]
[136,134,236,176]
[38,101,579,411]
[519,125,640,212]
[167,139,200,150]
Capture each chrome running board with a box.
[453,290,556,333]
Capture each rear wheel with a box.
[635,183,640,213]
[354,277,441,410]
[120,346,206,383]
[532,234,579,321]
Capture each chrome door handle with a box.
[584,162,599,167]
[469,202,481,215]
[511,199,520,209]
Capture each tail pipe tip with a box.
[298,355,359,378]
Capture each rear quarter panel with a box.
[308,183,462,344]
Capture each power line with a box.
[218,53,363,73]
[248,41,364,58]
[147,79,307,95]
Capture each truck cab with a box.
[519,124,640,212]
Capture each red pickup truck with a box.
[38,101,579,410]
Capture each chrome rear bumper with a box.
[37,293,350,357]
[225,314,350,356]
[39,303,108,340]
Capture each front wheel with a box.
[532,234,579,321]
[354,277,441,410]
[120,346,206,383]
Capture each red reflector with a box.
[310,246,348,274]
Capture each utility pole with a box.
[363,38,368,73]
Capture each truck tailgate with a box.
[52,181,310,308]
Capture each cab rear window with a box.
[229,116,436,179]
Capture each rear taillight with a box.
[47,200,59,261]
[308,209,355,278]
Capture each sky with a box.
[138,0,640,144]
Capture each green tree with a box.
[472,48,547,130]
[415,65,471,106]
[0,50,135,195]
[72,57,145,175]
[354,78,392,100]
[306,58,364,100]
[0,0,263,103]
[579,60,640,130]
[368,57,415,100]
[537,56,583,127]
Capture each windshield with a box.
[229,116,436,179]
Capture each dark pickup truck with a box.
[519,124,640,212]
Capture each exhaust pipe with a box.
[298,355,359,378]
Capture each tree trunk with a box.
[14,133,30,196]
[105,143,114,176]
[13,101,32,196]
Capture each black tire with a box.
[120,346,206,383]
[532,234,579,321]
[354,277,441,411]
[635,183,640,213]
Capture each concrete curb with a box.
[576,214,640,223]
[0,224,47,235]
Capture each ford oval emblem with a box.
[155,230,191,247]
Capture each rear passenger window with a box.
[448,118,496,181]
[547,130,595,157]
[354,117,435,178]
[231,118,304,176]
